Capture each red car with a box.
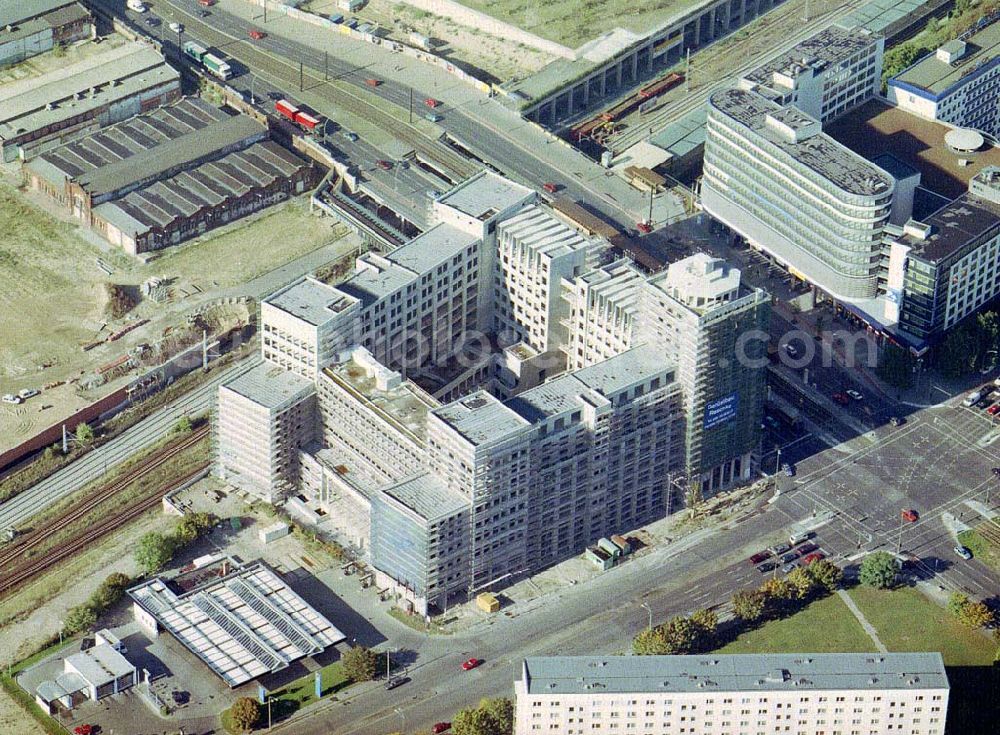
[198,0,215,5]
[749,550,772,565]
[832,392,850,405]
[376,159,392,170]
[432,724,451,734]
[425,97,440,107]
[802,552,825,565]
[249,29,265,40]
[988,403,1000,415]
[542,182,558,193]
[797,542,819,555]
[636,221,652,234]
[901,509,918,523]
[461,657,482,670]
[73,727,93,735]
[365,78,381,87]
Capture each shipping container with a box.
[275,99,299,120]
[202,53,232,80]
[183,40,207,63]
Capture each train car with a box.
[275,99,299,121]
[639,72,684,100]
[182,40,207,63]
[202,53,232,80]
[294,110,321,131]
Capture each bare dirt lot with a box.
[0,172,342,452]
[306,0,555,81]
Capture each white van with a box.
[789,531,812,545]
[962,390,983,407]
[127,0,148,12]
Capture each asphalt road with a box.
[0,357,260,532]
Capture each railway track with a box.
[0,425,210,596]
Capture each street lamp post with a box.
[640,602,652,631]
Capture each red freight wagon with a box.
[275,99,299,120]
[294,111,321,130]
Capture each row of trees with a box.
[134,511,216,574]
[948,592,996,629]
[63,572,133,636]
[633,559,844,655]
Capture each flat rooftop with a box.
[521,653,949,695]
[0,41,177,141]
[431,390,532,447]
[0,0,81,28]
[0,3,90,46]
[339,223,478,306]
[898,191,1000,263]
[265,276,358,327]
[379,473,469,523]
[324,357,439,443]
[498,205,593,260]
[709,88,893,197]
[128,560,344,688]
[65,644,134,685]
[435,170,534,221]
[743,25,879,88]
[891,21,1000,97]
[825,99,1000,199]
[223,363,314,410]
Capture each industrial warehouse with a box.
[24,97,317,254]
[0,39,180,162]
[128,558,345,688]
[0,0,94,67]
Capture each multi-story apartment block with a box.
[215,364,317,503]
[636,254,770,494]
[886,166,1000,341]
[514,653,949,735]
[703,88,894,302]
[888,21,1000,137]
[739,24,883,124]
[217,172,770,613]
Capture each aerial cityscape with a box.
[0,1,997,734]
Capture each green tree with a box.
[64,604,97,635]
[876,345,914,389]
[453,698,514,735]
[806,559,844,593]
[732,589,766,622]
[881,43,924,88]
[90,572,132,610]
[690,608,719,646]
[74,422,95,445]
[229,696,260,734]
[173,415,193,434]
[859,551,898,589]
[134,531,175,574]
[174,511,215,545]
[342,645,379,682]
[935,320,978,377]
[957,600,995,629]
[759,577,793,602]
[785,567,817,600]
[977,311,1000,367]
[948,592,970,617]
[633,625,670,655]
[663,615,698,654]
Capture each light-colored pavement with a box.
[837,588,888,653]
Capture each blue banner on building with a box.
[704,392,739,430]
[258,684,267,704]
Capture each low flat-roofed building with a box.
[515,653,949,735]
[36,629,137,712]
[826,99,1000,199]
[24,97,315,254]
[0,1,94,68]
[0,40,179,162]
[128,559,345,688]
[888,20,1000,136]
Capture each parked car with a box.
[846,389,863,401]
[343,130,359,141]
[782,463,795,477]
[780,551,800,564]
[832,392,850,405]
[783,343,801,359]
[425,97,440,107]
[988,404,1000,416]
[543,182,559,193]
[376,159,392,170]
[796,542,819,555]
[901,509,918,523]
[17,388,38,400]
[168,21,183,33]
[426,112,443,122]
[144,16,160,26]
[781,562,799,574]
[432,724,451,734]
[248,29,265,40]
[769,543,791,556]
[365,78,381,87]
[801,552,825,565]
[954,545,973,560]
[384,676,407,690]
[889,415,905,426]
[756,561,776,573]
[198,9,211,17]
[461,657,482,671]
[749,550,772,565]
[1,394,22,404]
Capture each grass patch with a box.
[958,524,1000,573]
[389,607,450,635]
[847,586,995,666]
[716,593,878,654]
[224,662,353,727]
